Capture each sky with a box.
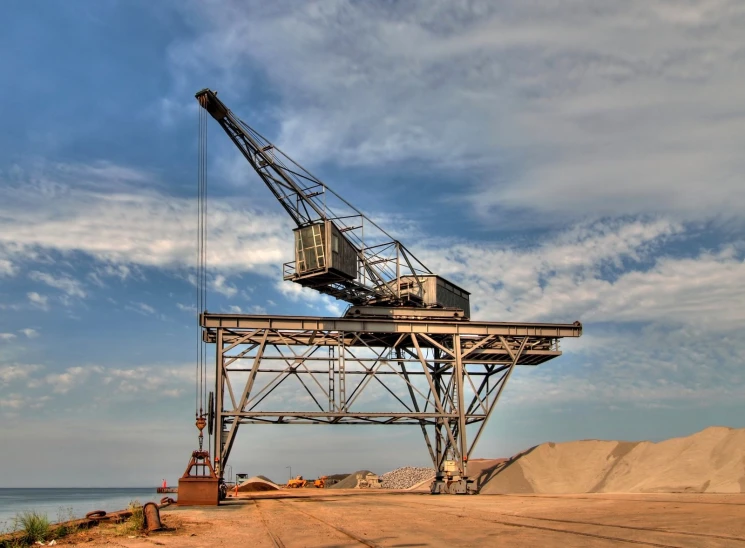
[1,0,744,487]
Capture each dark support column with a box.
[455,335,468,484]
[213,327,224,478]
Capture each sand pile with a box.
[236,476,281,492]
[481,426,745,494]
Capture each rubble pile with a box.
[329,470,373,489]
[380,467,436,489]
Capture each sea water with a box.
[0,488,157,532]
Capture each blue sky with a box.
[1,0,744,487]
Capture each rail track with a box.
[254,498,381,548]
[251,499,285,548]
[386,499,745,547]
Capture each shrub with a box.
[115,500,144,536]
[14,510,50,543]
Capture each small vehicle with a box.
[287,475,307,488]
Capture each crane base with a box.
[177,477,219,506]
[430,479,476,495]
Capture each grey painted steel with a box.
[291,221,357,281]
[202,313,582,337]
[203,312,582,486]
[397,275,471,318]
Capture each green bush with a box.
[128,500,144,531]
[116,500,144,535]
[14,510,50,543]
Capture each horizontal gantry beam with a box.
[201,313,582,338]
[202,312,581,367]
[225,415,489,425]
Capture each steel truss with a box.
[202,312,582,494]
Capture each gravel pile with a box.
[329,470,374,489]
[380,467,436,489]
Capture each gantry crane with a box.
[190,89,582,499]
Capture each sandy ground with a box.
[58,489,745,547]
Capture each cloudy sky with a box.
[1,0,744,487]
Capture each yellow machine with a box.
[287,475,307,488]
[313,476,328,488]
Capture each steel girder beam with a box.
[203,313,582,487]
[202,313,582,338]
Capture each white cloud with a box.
[429,221,745,328]
[45,365,102,394]
[94,264,133,283]
[275,279,323,303]
[127,302,156,316]
[27,292,49,310]
[1,361,193,408]
[29,271,86,298]
[0,364,41,384]
[211,274,238,298]
[228,304,267,314]
[175,0,745,224]
[101,364,192,398]
[0,163,292,273]
[0,393,50,410]
[0,258,15,277]
[324,301,345,316]
[274,279,348,316]
[0,333,16,341]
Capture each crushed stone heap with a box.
[380,467,436,489]
[329,470,374,489]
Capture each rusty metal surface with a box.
[178,449,220,506]
[143,502,163,531]
[181,450,216,479]
[178,477,220,506]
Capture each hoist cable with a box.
[195,106,202,418]
[196,103,209,423]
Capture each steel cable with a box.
[196,103,208,429]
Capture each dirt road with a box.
[70,490,745,547]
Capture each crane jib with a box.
[194,88,471,316]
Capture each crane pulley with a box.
[195,88,470,317]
